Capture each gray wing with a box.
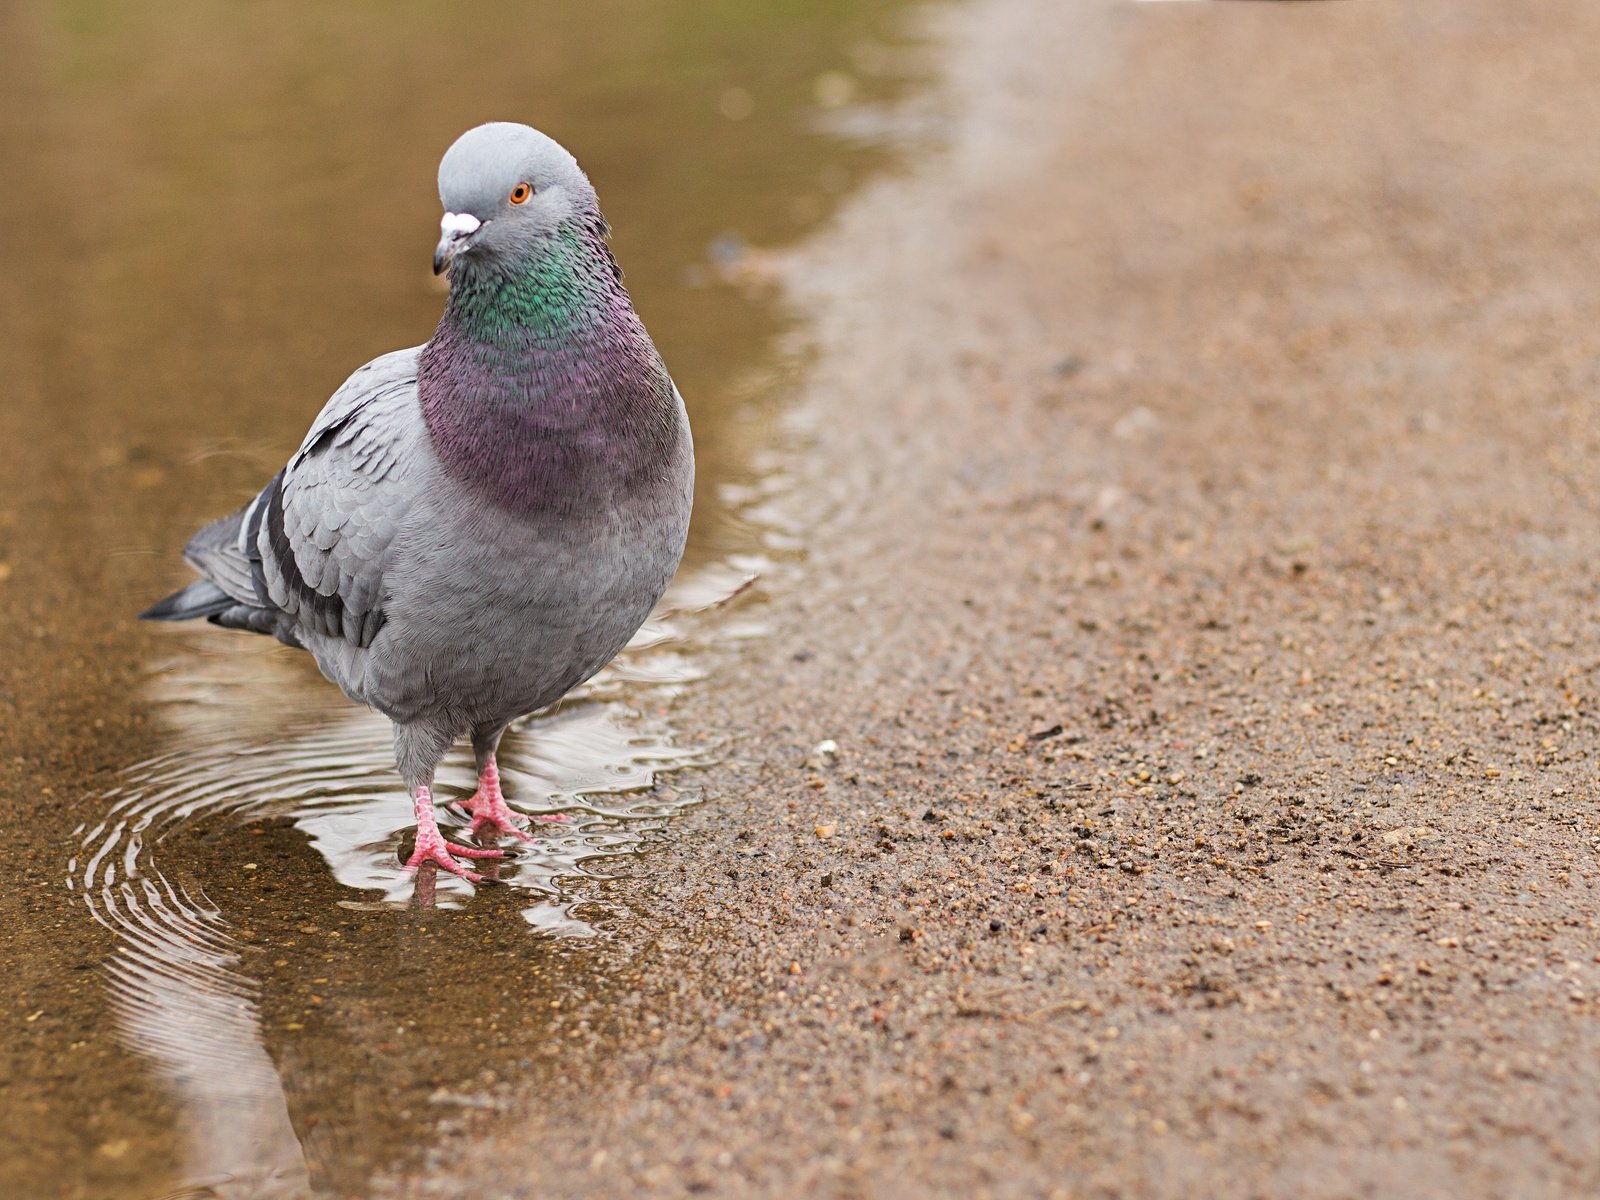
[242,347,427,648]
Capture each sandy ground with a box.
[420,2,1600,1196]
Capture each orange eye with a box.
[509,182,533,205]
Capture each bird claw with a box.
[404,823,507,883]
[459,754,574,841]
[461,789,540,842]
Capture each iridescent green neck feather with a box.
[418,217,681,517]
[442,219,627,347]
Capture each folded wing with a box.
[143,347,426,652]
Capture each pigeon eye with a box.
[509,182,533,205]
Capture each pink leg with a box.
[405,786,508,883]
[461,755,569,841]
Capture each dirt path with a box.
[440,2,1600,1196]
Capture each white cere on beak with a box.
[440,212,482,238]
[434,211,484,275]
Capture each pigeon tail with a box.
[139,578,233,622]
[140,579,301,647]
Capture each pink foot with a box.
[405,786,507,883]
[461,757,570,841]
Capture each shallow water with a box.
[0,1,927,1194]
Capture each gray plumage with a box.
[143,124,693,870]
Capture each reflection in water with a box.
[67,563,751,1197]
[83,881,308,1198]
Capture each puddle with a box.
[1,0,935,1195]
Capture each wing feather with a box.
[253,347,426,649]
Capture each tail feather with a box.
[182,507,260,604]
[209,603,304,649]
[139,578,234,622]
[144,486,303,648]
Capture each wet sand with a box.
[437,1,1600,1196]
[9,0,1600,1196]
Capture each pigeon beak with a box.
[433,211,483,275]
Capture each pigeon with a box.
[141,122,694,883]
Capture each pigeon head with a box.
[432,123,600,277]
